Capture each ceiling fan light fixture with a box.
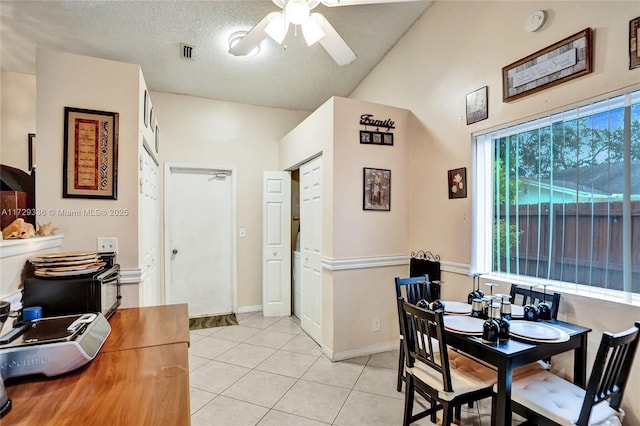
[228,31,260,57]
[285,0,310,25]
[301,15,325,46]
[265,11,289,44]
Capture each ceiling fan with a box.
[228,0,421,66]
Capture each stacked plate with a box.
[442,301,472,316]
[443,316,484,335]
[29,251,105,278]
[509,320,570,343]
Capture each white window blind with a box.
[472,88,640,298]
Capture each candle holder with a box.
[496,294,512,320]
[471,298,484,318]
[538,284,552,321]
[523,284,540,321]
[494,296,511,341]
[482,299,500,344]
[482,283,500,344]
[468,273,484,304]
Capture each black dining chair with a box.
[395,275,432,392]
[398,299,496,425]
[510,283,561,320]
[511,284,562,369]
[510,321,640,426]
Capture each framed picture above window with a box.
[630,16,640,70]
[502,28,593,102]
[363,167,391,211]
[63,107,119,199]
[466,86,488,125]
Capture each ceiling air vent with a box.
[180,43,194,60]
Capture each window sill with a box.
[481,273,640,308]
[0,235,64,259]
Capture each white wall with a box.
[0,72,35,171]
[35,49,142,306]
[350,1,640,421]
[151,91,308,309]
[279,96,415,356]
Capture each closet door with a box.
[300,156,322,344]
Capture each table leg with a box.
[574,334,588,388]
[494,365,513,426]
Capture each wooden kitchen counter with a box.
[2,304,191,425]
[101,303,190,352]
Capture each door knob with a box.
[172,249,178,255]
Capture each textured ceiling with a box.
[0,0,431,111]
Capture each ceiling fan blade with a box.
[312,13,356,66]
[321,0,424,6]
[228,13,275,56]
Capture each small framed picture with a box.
[372,132,382,144]
[466,86,488,125]
[448,167,467,199]
[383,133,394,145]
[360,130,372,144]
[630,16,640,70]
[363,167,391,211]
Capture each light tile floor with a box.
[189,311,519,426]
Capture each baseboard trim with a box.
[322,341,398,362]
[235,305,262,314]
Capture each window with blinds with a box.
[472,88,640,298]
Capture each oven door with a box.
[95,264,120,318]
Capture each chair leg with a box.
[490,394,497,426]
[454,404,461,420]
[397,341,404,392]
[442,402,453,426]
[430,398,437,423]
[403,374,415,426]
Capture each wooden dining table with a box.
[445,319,591,426]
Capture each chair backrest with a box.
[510,284,561,319]
[577,321,640,425]
[395,275,432,304]
[398,298,453,392]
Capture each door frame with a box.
[163,162,238,313]
[141,141,160,306]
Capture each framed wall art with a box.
[466,86,488,125]
[63,107,119,199]
[360,130,393,146]
[448,167,467,199]
[630,16,640,70]
[502,28,593,102]
[363,167,391,211]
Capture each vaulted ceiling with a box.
[0,0,432,111]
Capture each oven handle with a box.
[95,265,119,282]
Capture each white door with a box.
[300,157,322,344]
[262,171,291,317]
[140,146,160,306]
[165,164,235,317]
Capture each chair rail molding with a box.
[321,255,470,274]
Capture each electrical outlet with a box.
[372,318,381,332]
[239,227,246,238]
[97,237,118,253]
